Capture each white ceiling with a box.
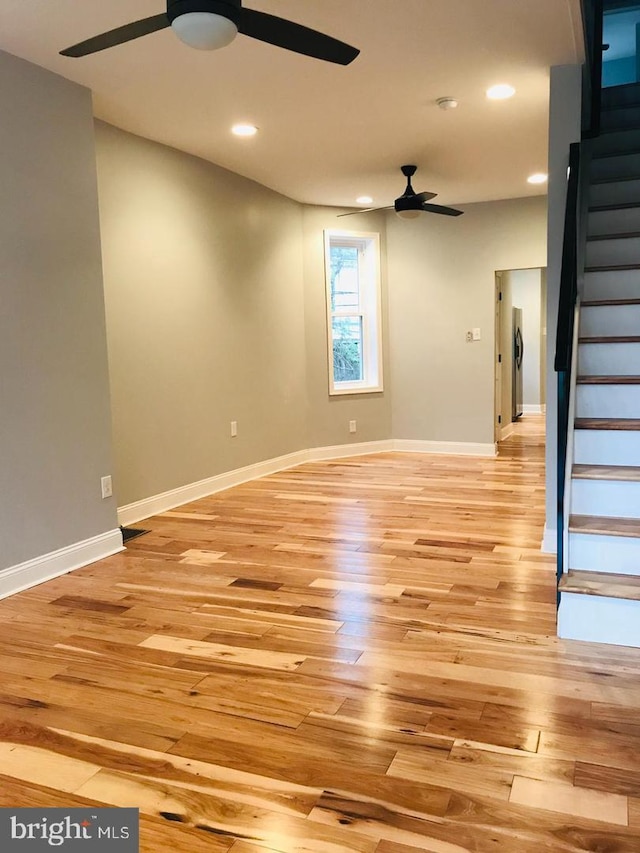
[0,0,583,208]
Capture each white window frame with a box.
[324,229,383,396]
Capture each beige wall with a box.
[96,124,547,511]
[301,207,392,449]
[387,196,547,445]
[95,122,309,507]
[0,52,117,569]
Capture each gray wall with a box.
[95,122,309,507]
[302,207,392,449]
[545,65,583,543]
[0,52,117,570]
[387,197,547,445]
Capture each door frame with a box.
[494,272,504,443]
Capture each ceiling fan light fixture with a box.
[171,12,238,50]
[396,209,422,220]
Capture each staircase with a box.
[558,82,640,648]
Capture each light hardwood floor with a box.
[2,417,640,852]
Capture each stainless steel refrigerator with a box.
[512,307,524,420]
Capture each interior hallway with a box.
[1,427,640,852]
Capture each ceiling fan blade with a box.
[415,191,438,203]
[421,203,464,217]
[337,206,394,217]
[239,8,360,65]
[60,14,170,57]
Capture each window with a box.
[324,230,383,395]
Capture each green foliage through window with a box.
[332,317,363,382]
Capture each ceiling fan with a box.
[339,165,464,220]
[60,0,360,65]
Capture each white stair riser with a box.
[589,178,640,207]
[579,342,640,375]
[569,531,640,575]
[574,429,640,465]
[571,479,640,519]
[586,237,640,268]
[590,151,640,181]
[583,269,640,301]
[588,206,640,236]
[558,593,640,647]
[592,128,640,155]
[580,304,640,336]
[576,384,640,418]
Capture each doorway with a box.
[495,268,547,443]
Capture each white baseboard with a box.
[0,529,124,601]
[310,439,395,461]
[118,448,312,526]
[541,524,557,554]
[119,438,496,525]
[523,404,544,415]
[393,439,497,457]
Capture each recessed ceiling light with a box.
[527,173,548,185]
[232,124,259,137]
[486,84,516,100]
[357,196,373,205]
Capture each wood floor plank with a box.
[509,775,628,826]
[138,635,306,670]
[76,769,377,853]
[574,761,640,797]
[1,417,640,850]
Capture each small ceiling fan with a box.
[339,165,464,219]
[60,0,360,65]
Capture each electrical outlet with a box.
[231,421,238,438]
[101,476,113,499]
[349,420,357,434]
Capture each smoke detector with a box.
[437,97,459,111]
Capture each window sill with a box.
[329,384,384,397]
